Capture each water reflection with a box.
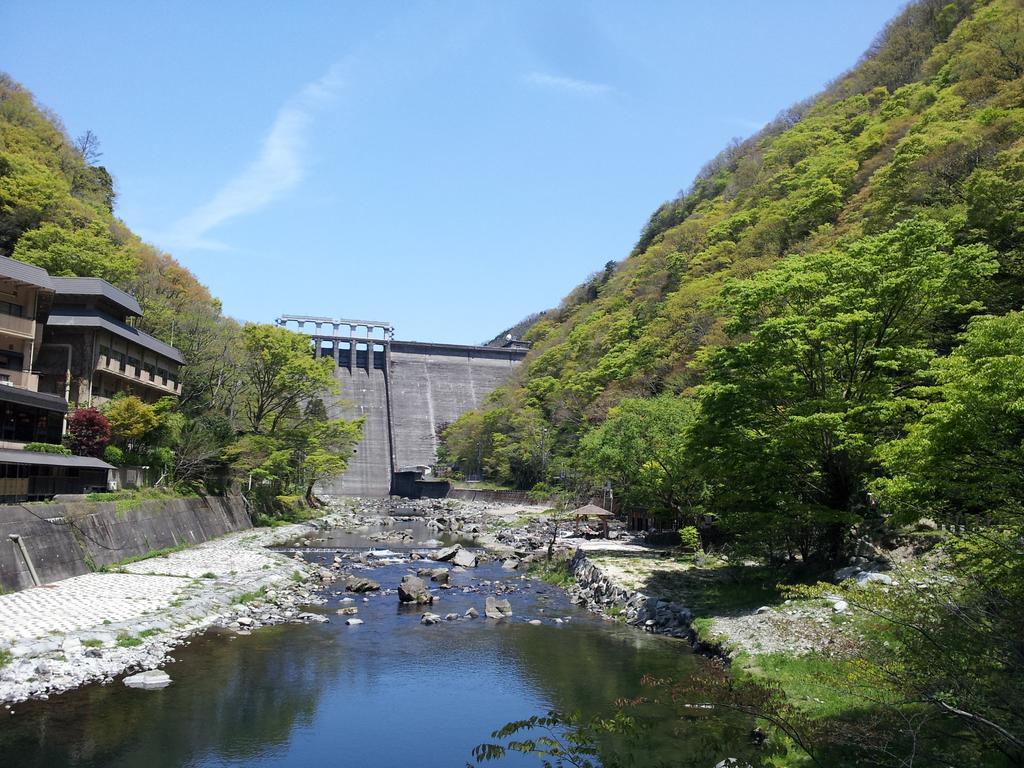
[0,528,754,767]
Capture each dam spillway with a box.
[277,316,528,496]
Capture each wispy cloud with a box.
[161,63,345,251]
[525,71,612,96]
[725,117,767,133]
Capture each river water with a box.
[0,519,754,767]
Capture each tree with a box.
[696,218,997,561]
[103,395,159,447]
[238,324,337,434]
[578,396,707,526]
[65,408,111,458]
[876,310,1024,523]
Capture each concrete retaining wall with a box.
[0,496,251,593]
[447,488,542,505]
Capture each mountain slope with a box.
[443,0,1024,487]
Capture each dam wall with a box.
[278,316,528,497]
[389,341,524,471]
[318,348,393,497]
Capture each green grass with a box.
[0,649,11,668]
[200,572,217,579]
[101,543,189,570]
[138,628,159,638]
[232,589,265,605]
[736,651,889,720]
[528,558,575,588]
[81,638,104,648]
[85,487,195,515]
[115,633,143,648]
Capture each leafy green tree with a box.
[103,395,159,447]
[876,310,1024,523]
[696,218,996,560]
[578,396,707,525]
[238,324,337,434]
[12,220,134,283]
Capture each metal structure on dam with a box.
[276,315,529,496]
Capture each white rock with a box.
[123,670,171,690]
[345,618,364,626]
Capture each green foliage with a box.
[471,710,635,768]
[579,396,706,523]
[103,395,159,444]
[527,558,575,588]
[0,648,11,668]
[695,216,996,560]
[23,442,71,455]
[677,525,700,552]
[102,445,124,465]
[876,310,1024,523]
[115,633,142,648]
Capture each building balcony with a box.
[0,369,39,391]
[0,313,37,340]
[96,355,181,396]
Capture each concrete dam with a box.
[277,315,529,496]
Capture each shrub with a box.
[678,525,701,552]
[23,442,71,455]
[65,407,111,457]
[103,445,125,465]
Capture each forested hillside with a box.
[0,73,360,516]
[444,0,1024,519]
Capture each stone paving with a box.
[0,524,311,646]
[0,573,187,643]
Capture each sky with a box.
[2,1,907,345]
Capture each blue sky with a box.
[2,1,906,345]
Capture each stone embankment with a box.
[566,549,695,641]
[0,519,345,705]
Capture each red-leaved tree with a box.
[65,408,112,458]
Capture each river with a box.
[0,518,754,767]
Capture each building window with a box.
[128,356,141,376]
[0,301,24,318]
[0,349,24,372]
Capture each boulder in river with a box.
[398,575,434,604]
[452,549,478,568]
[346,576,381,593]
[485,596,512,619]
[420,612,442,625]
[432,544,462,562]
[465,607,479,619]
[123,670,171,690]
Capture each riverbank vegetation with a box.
[451,0,1024,764]
[0,74,361,520]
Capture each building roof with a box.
[46,308,186,365]
[573,504,614,518]
[51,276,142,316]
[0,256,55,291]
[0,448,113,470]
[0,384,68,413]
